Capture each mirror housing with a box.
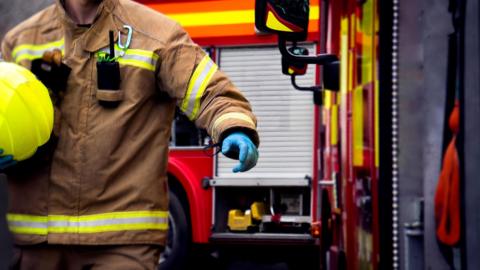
[282,46,309,76]
[255,0,310,41]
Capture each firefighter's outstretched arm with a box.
[158,22,260,172]
[221,132,258,173]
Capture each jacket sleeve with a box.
[157,22,259,146]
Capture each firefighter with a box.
[0,0,259,269]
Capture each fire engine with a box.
[134,0,480,270]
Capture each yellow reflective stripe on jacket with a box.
[180,55,218,120]
[7,210,168,235]
[211,112,256,141]
[12,38,65,63]
[99,45,159,71]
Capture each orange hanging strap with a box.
[434,101,461,246]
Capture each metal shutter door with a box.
[216,45,315,178]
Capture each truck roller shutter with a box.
[217,45,316,178]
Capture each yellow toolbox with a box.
[227,202,267,231]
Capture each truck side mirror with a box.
[255,0,340,103]
[255,0,310,41]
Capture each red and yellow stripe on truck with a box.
[140,0,320,46]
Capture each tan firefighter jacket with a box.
[1,0,258,246]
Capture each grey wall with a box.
[0,0,54,39]
[421,0,456,269]
[463,0,480,267]
[399,0,454,269]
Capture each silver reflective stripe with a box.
[8,217,168,230]
[179,54,218,120]
[98,47,158,70]
[13,44,65,63]
[48,217,167,228]
[7,211,169,235]
[14,44,65,57]
[99,47,155,62]
[8,221,47,229]
[122,53,154,65]
[184,59,215,117]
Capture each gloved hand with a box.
[221,132,258,173]
[0,149,16,171]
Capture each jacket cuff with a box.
[210,112,259,147]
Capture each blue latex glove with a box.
[0,149,16,171]
[221,132,258,173]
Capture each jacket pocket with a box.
[96,61,124,104]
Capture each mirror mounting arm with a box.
[278,37,338,65]
[291,75,322,92]
[291,75,323,105]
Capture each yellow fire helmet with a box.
[0,62,53,161]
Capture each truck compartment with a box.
[212,186,312,235]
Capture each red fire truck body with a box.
[168,149,213,244]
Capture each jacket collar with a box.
[55,0,122,53]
